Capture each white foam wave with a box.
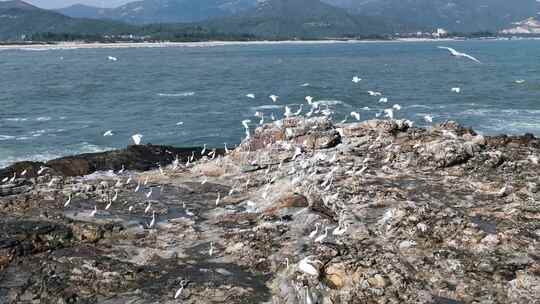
[36,116,52,121]
[4,117,28,122]
[313,100,346,106]
[157,92,195,97]
[252,105,283,110]
[0,135,15,141]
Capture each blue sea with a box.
[1,39,539,168]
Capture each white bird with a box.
[269,95,279,102]
[284,105,292,118]
[292,147,302,161]
[148,211,156,228]
[103,130,114,137]
[64,194,72,207]
[352,76,362,83]
[379,97,388,103]
[105,198,113,210]
[246,93,255,99]
[174,280,187,299]
[242,119,251,138]
[128,205,134,212]
[107,56,118,61]
[112,189,118,202]
[215,192,221,206]
[201,144,207,155]
[134,181,141,192]
[209,242,214,256]
[144,202,152,213]
[1,177,8,183]
[332,223,348,236]
[201,178,208,185]
[384,108,394,119]
[224,143,230,154]
[368,91,382,96]
[145,188,153,199]
[438,46,481,63]
[424,114,433,123]
[37,166,47,175]
[308,223,320,239]
[131,134,143,145]
[9,173,16,183]
[126,175,132,184]
[293,105,303,116]
[20,169,27,177]
[118,165,125,174]
[47,178,56,187]
[176,121,184,126]
[90,205,98,217]
[144,176,149,185]
[315,227,329,243]
[451,87,461,93]
[297,257,321,276]
[301,83,310,87]
[393,104,402,111]
[305,96,313,104]
[350,111,361,121]
[515,79,526,84]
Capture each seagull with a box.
[284,106,292,118]
[201,144,207,155]
[246,94,255,99]
[126,175,132,184]
[118,165,125,174]
[209,242,214,256]
[332,223,348,236]
[451,87,461,93]
[174,280,187,299]
[107,56,118,61]
[292,147,302,161]
[215,192,221,206]
[350,112,361,121]
[131,134,143,145]
[103,130,114,137]
[144,176,149,185]
[352,76,362,83]
[515,79,526,84]
[438,46,481,63]
[308,223,320,239]
[269,95,279,102]
[20,169,27,177]
[392,104,402,111]
[297,257,321,276]
[379,97,388,103]
[224,143,230,154]
[128,205,134,212]
[176,121,184,126]
[242,119,251,138]
[148,211,156,228]
[305,96,313,104]
[112,189,118,202]
[37,166,47,175]
[63,194,72,207]
[301,83,310,87]
[368,91,382,96]
[145,188,153,199]
[134,181,141,192]
[384,108,394,119]
[9,173,16,184]
[424,114,433,123]
[1,177,8,183]
[105,198,113,210]
[315,227,329,243]
[90,205,98,217]
[340,115,348,124]
[142,203,152,215]
[292,105,303,116]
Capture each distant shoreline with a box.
[0,38,494,50]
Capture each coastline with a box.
[0,38,470,51]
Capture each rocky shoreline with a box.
[0,117,539,303]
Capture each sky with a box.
[20,0,132,9]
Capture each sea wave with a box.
[0,135,15,141]
[157,92,195,97]
[36,116,52,121]
[4,117,28,122]
[251,105,283,110]
[313,99,347,107]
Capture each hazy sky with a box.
[22,0,132,9]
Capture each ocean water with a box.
[1,39,539,168]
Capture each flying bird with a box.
[350,111,361,121]
[352,76,362,83]
[305,96,313,104]
[132,134,143,145]
[438,46,481,63]
[107,56,118,61]
[269,95,279,102]
[451,87,461,93]
[103,130,114,137]
[246,94,255,99]
[368,91,382,96]
[424,114,433,123]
